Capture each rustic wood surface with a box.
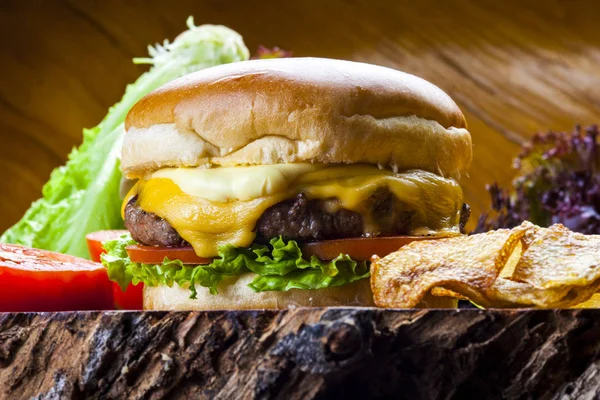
[1,0,600,231]
[1,308,599,399]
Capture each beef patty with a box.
[124,193,471,247]
[255,193,363,241]
[124,196,188,247]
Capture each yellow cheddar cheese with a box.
[124,164,463,257]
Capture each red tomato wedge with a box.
[110,280,144,310]
[85,230,143,310]
[121,236,435,265]
[301,236,436,262]
[125,244,213,265]
[86,230,128,262]
[0,243,114,312]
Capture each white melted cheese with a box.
[151,163,323,202]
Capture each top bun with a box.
[122,57,471,179]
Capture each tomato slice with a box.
[86,230,143,310]
[86,230,128,262]
[126,244,213,265]
[0,243,114,312]
[125,236,435,265]
[301,236,436,262]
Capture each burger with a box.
[101,57,472,310]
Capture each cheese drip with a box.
[125,164,463,257]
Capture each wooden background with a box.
[1,0,599,232]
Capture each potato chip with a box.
[415,292,458,308]
[430,287,468,300]
[498,240,522,278]
[512,224,600,289]
[370,222,532,308]
[484,277,600,308]
[484,224,600,307]
[573,292,600,308]
[371,220,600,309]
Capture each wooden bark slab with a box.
[1,309,599,399]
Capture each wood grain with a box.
[2,308,600,399]
[1,0,600,231]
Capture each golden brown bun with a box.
[122,58,471,179]
[144,273,375,310]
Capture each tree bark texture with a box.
[1,309,599,399]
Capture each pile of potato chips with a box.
[371,221,600,308]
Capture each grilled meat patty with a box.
[124,196,188,247]
[124,193,470,247]
[255,193,363,241]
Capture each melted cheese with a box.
[125,164,463,258]
[151,163,322,202]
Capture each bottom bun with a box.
[144,273,376,310]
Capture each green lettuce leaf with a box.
[1,17,249,258]
[100,233,223,298]
[248,257,364,292]
[101,234,370,299]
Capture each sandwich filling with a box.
[123,163,464,258]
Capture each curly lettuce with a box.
[476,125,600,234]
[1,17,249,258]
[101,234,369,299]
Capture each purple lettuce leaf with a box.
[475,125,600,234]
[251,45,292,59]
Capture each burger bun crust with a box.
[122,57,471,179]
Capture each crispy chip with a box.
[371,220,600,309]
[484,225,600,307]
[415,292,458,308]
[430,287,468,300]
[483,278,599,308]
[573,293,600,308]
[498,240,522,278]
[513,224,600,290]
[370,222,532,308]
